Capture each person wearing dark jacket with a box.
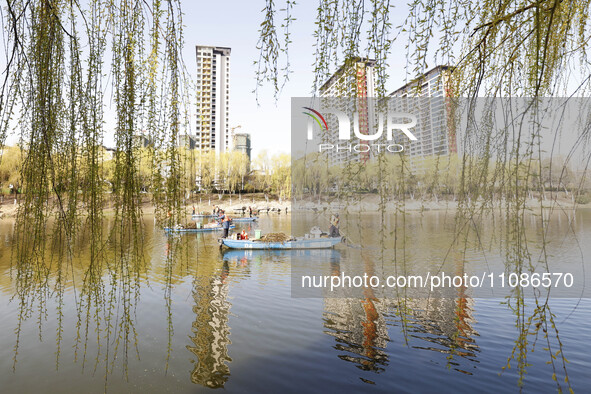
[329,213,340,237]
[221,212,231,238]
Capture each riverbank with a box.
[183,193,291,216]
[294,193,590,213]
[0,193,292,219]
[1,192,589,219]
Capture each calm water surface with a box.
[0,210,590,393]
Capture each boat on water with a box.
[219,236,342,250]
[231,216,258,222]
[165,224,235,233]
[192,214,220,218]
[192,215,257,223]
[221,248,341,260]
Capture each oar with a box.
[338,231,362,249]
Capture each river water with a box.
[0,210,590,393]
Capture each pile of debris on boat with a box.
[259,233,294,243]
[175,222,197,230]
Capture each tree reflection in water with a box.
[4,207,586,392]
[7,218,237,390]
[10,215,148,389]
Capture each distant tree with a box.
[0,146,22,191]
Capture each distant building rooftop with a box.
[319,57,376,93]
[389,65,453,97]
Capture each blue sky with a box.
[180,1,315,157]
[180,1,410,157]
[0,1,425,155]
[0,1,586,169]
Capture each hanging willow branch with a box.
[1,0,189,376]
[257,0,591,97]
[268,2,591,391]
[254,0,295,102]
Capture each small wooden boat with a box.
[219,236,342,250]
[165,224,235,233]
[231,216,258,222]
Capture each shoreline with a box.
[1,195,588,220]
[0,194,292,219]
[294,198,589,213]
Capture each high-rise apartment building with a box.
[387,65,456,161]
[232,132,251,162]
[319,57,376,165]
[319,57,376,97]
[195,45,231,155]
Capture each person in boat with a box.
[221,211,232,238]
[240,230,248,240]
[329,213,340,238]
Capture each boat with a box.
[192,213,220,218]
[219,236,342,250]
[231,216,258,222]
[165,224,235,233]
[221,248,341,260]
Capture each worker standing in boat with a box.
[329,213,340,237]
[221,211,232,238]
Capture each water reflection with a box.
[321,239,480,381]
[0,212,589,392]
[186,259,232,388]
[323,251,390,377]
[322,284,481,382]
[404,295,479,368]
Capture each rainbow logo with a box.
[302,107,328,132]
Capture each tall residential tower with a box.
[195,45,231,154]
[319,57,376,165]
[388,66,456,157]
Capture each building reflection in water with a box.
[183,242,479,388]
[323,249,479,382]
[324,250,390,375]
[186,258,232,388]
[405,293,479,369]
[185,248,290,389]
